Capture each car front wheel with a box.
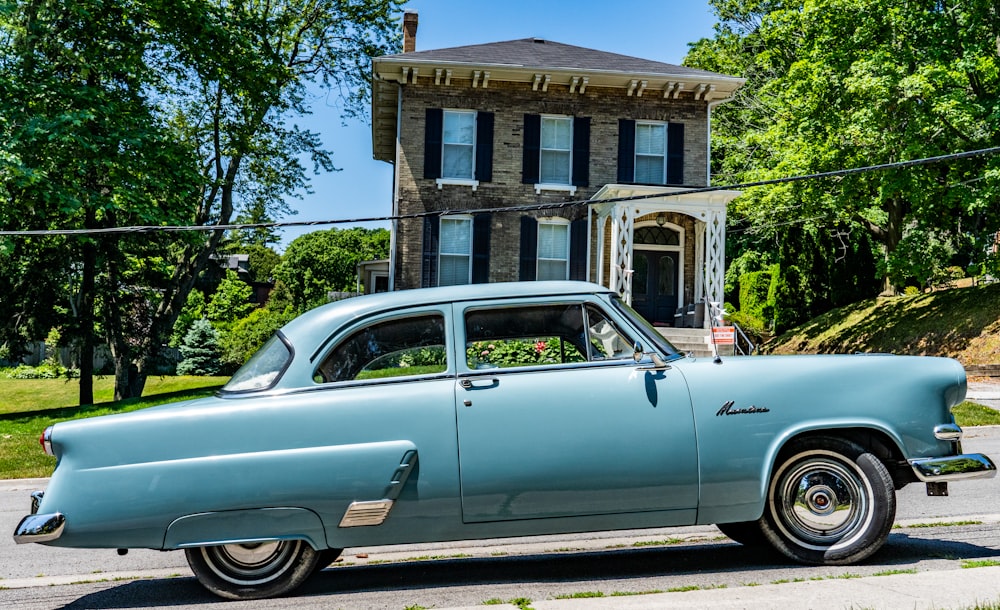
[185,540,320,600]
[760,436,895,565]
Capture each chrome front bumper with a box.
[909,453,997,482]
[12,491,65,544]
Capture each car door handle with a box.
[460,378,499,390]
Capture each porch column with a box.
[609,205,635,303]
[704,209,726,327]
[596,212,607,286]
[694,221,705,304]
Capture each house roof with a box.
[371,38,744,162]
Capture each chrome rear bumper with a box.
[14,512,65,544]
[909,453,997,482]
[12,490,65,544]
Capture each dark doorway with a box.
[632,250,679,325]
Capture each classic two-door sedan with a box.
[14,281,997,599]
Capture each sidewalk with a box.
[448,566,1000,610]
[968,380,1000,410]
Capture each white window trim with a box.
[536,217,572,281]
[634,121,667,185]
[536,115,573,190]
[438,214,473,286]
[437,178,479,191]
[441,109,477,185]
[534,183,577,195]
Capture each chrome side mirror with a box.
[633,342,671,371]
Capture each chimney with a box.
[403,10,418,53]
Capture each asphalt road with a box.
[2,427,998,610]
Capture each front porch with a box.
[589,185,741,328]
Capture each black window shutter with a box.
[572,116,590,187]
[569,218,588,281]
[421,216,439,287]
[522,114,540,184]
[617,119,636,183]
[519,216,538,281]
[424,108,443,180]
[667,122,684,185]
[472,214,491,284]
[475,112,494,182]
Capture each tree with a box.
[1,0,403,401]
[206,271,255,328]
[1,0,203,403]
[176,318,221,376]
[686,0,1000,294]
[273,227,390,311]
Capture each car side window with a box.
[466,304,602,369]
[585,304,634,360]
[315,314,447,383]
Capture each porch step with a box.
[656,327,714,358]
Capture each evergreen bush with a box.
[176,318,222,376]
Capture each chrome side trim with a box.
[909,453,997,482]
[14,513,65,544]
[933,424,963,441]
[338,500,394,528]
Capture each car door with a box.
[454,299,698,523]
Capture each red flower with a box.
[534,341,546,353]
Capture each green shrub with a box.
[219,307,298,370]
[467,338,585,368]
[0,363,79,379]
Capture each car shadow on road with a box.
[58,534,1000,608]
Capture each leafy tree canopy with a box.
[686,0,1000,293]
[273,227,390,311]
[0,0,403,400]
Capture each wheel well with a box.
[781,428,916,489]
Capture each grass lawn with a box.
[0,376,227,479]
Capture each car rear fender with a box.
[163,508,326,550]
[698,419,907,526]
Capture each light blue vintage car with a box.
[14,281,996,599]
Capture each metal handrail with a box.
[731,323,757,355]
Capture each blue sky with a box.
[279,0,719,248]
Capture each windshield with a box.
[610,296,682,360]
[222,333,292,393]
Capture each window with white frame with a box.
[439,216,473,286]
[540,116,573,184]
[442,110,476,179]
[537,219,571,280]
[635,122,667,184]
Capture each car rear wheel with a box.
[185,540,319,600]
[716,521,768,547]
[760,436,895,565]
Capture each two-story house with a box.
[371,12,743,327]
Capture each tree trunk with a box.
[78,209,96,406]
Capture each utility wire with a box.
[2,145,999,237]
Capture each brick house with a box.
[371,12,743,327]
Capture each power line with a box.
[2,145,999,237]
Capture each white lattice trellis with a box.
[609,206,635,303]
[704,209,726,314]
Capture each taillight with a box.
[39,426,54,456]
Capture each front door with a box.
[454,300,698,524]
[632,250,679,325]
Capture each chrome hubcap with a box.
[203,540,300,585]
[774,454,869,549]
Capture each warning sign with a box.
[711,326,735,345]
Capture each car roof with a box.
[279,281,613,344]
